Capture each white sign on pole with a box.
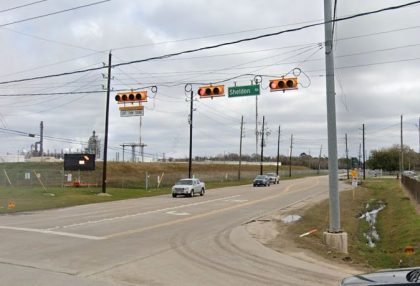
[120,109,144,117]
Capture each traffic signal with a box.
[115,91,147,102]
[197,85,225,98]
[269,77,298,92]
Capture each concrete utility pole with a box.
[323,0,347,252]
[102,51,112,194]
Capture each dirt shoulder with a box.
[245,195,364,274]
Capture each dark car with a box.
[253,175,270,187]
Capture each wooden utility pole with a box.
[362,124,366,180]
[238,116,244,180]
[102,51,112,194]
[318,145,322,174]
[400,114,403,177]
[259,116,265,175]
[276,125,281,176]
[289,134,293,177]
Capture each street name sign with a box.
[228,85,260,97]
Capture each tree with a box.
[367,145,419,171]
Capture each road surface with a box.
[0,176,356,285]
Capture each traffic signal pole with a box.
[188,90,193,178]
[323,0,347,253]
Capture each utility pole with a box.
[324,0,344,242]
[400,114,403,177]
[238,115,244,180]
[255,94,259,159]
[345,133,349,179]
[418,116,420,155]
[276,125,281,176]
[40,121,44,158]
[289,134,293,177]
[318,145,323,174]
[101,51,112,194]
[363,124,366,180]
[139,117,147,162]
[188,90,193,178]
[260,116,265,175]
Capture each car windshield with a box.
[176,179,193,185]
[255,175,266,179]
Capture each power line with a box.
[1,1,419,86]
[0,0,47,13]
[1,26,102,53]
[0,0,111,27]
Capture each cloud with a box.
[0,0,419,161]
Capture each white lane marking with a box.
[166,211,190,216]
[226,199,249,203]
[0,225,104,240]
[45,195,241,231]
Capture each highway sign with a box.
[228,85,260,97]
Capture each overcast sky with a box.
[0,0,419,161]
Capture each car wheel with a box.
[190,190,194,197]
[200,188,205,196]
[172,193,177,198]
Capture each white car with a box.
[339,267,420,285]
[171,178,205,198]
[265,172,280,184]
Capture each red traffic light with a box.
[269,77,298,92]
[197,85,225,98]
[115,91,148,102]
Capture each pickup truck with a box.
[171,178,205,198]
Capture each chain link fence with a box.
[0,165,327,189]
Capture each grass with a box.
[0,160,320,214]
[0,173,318,214]
[285,178,420,270]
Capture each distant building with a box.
[85,130,101,159]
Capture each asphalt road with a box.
[0,176,356,286]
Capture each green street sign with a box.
[228,85,260,97]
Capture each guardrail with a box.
[402,175,420,203]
